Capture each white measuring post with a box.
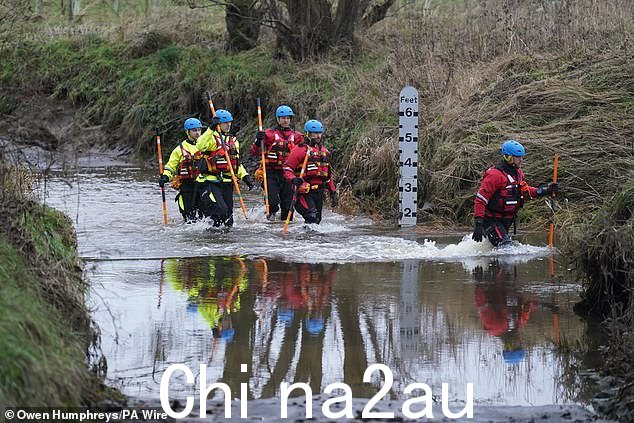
[399,86,419,227]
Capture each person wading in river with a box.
[159,118,204,223]
[250,105,303,221]
[472,140,559,247]
[196,109,254,228]
[283,120,338,225]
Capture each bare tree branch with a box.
[360,0,395,28]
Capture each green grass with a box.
[21,205,78,264]
[0,234,87,407]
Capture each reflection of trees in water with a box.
[551,319,606,404]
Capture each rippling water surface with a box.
[40,168,601,405]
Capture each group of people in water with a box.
[159,105,337,228]
[158,103,558,246]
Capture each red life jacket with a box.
[303,146,331,179]
[485,166,524,219]
[266,130,296,169]
[177,142,201,180]
[202,135,239,175]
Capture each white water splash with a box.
[41,171,553,264]
[191,232,552,264]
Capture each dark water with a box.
[40,168,602,406]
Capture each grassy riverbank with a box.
[0,160,116,407]
[565,180,634,420]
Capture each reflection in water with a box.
[251,262,336,397]
[164,257,247,346]
[474,261,537,365]
[399,260,420,363]
[90,256,600,405]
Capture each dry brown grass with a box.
[13,3,225,47]
[565,180,634,420]
[338,0,634,221]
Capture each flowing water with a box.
[40,167,602,407]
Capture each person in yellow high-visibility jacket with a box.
[196,109,254,227]
[158,118,203,222]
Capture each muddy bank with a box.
[0,95,133,168]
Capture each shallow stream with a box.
[41,167,602,407]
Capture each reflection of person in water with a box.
[257,262,334,334]
[277,263,334,336]
[255,262,336,397]
[473,261,537,365]
[163,256,248,343]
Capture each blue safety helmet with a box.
[305,317,325,336]
[183,118,203,131]
[501,140,525,157]
[277,308,294,326]
[215,109,233,123]
[304,119,324,134]
[220,327,235,341]
[276,105,294,118]
[502,348,526,365]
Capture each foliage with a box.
[567,181,634,318]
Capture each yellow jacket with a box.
[196,128,248,183]
[163,257,249,329]
[162,139,201,181]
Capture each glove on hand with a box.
[255,131,265,143]
[330,191,339,208]
[243,174,255,191]
[292,177,303,187]
[472,218,485,243]
[159,174,169,187]
[298,182,311,194]
[254,168,264,182]
[537,182,559,197]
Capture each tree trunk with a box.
[225,0,261,52]
[334,0,360,44]
[268,0,394,60]
[64,0,73,22]
[278,0,333,60]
